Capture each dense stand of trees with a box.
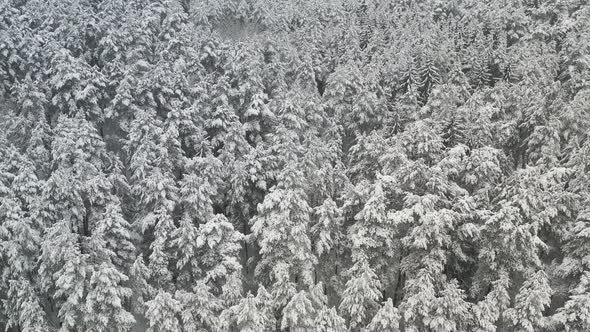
[1,0,590,331]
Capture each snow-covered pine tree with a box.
[364,298,401,332]
[0,150,48,331]
[251,165,317,314]
[219,287,274,332]
[281,290,316,331]
[126,108,178,291]
[505,270,552,332]
[37,115,135,330]
[338,256,381,330]
[145,290,182,332]
[555,271,590,331]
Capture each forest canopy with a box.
[1,0,590,331]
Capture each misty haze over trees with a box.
[1,0,590,331]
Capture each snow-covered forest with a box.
[1,0,590,331]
